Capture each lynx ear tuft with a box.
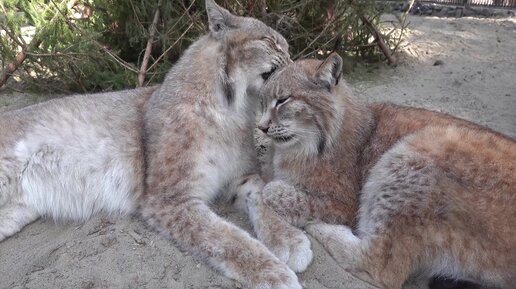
[206,0,236,37]
[315,53,343,91]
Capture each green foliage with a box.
[0,0,405,93]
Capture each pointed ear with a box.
[206,0,236,37]
[315,53,343,91]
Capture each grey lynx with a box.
[0,1,300,288]
[243,54,515,289]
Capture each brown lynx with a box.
[244,54,516,289]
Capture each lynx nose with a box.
[258,112,272,134]
[258,124,269,134]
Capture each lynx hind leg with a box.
[142,194,301,289]
[318,144,436,289]
[236,178,313,272]
[0,160,38,241]
[0,200,38,241]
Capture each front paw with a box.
[232,174,265,212]
[267,227,313,273]
[282,232,313,274]
[252,264,302,289]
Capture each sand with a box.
[1,15,515,289]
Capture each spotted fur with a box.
[140,1,296,287]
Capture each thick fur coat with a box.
[0,1,299,288]
[247,54,516,289]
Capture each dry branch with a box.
[359,14,396,65]
[146,22,194,73]
[346,0,396,64]
[138,1,161,87]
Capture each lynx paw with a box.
[232,174,265,213]
[269,228,313,273]
[252,265,302,289]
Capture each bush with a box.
[0,0,406,93]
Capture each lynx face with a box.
[206,2,291,98]
[258,54,346,156]
[226,24,290,97]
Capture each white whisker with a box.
[285,127,319,136]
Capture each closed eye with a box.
[261,66,277,81]
[275,96,290,107]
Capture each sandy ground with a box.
[1,15,515,289]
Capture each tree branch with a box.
[146,22,193,73]
[138,0,161,87]
[0,0,77,88]
[51,0,138,73]
[359,14,396,65]
[0,23,26,47]
[0,38,43,88]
